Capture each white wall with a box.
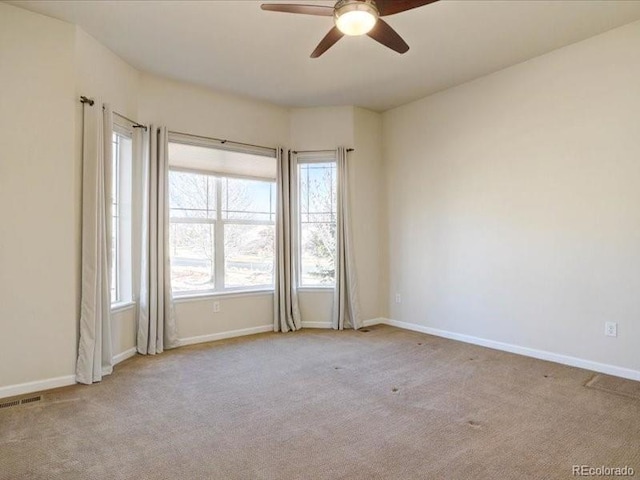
[353,107,386,321]
[74,28,141,360]
[0,3,386,393]
[0,5,387,393]
[5,1,639,394]
[289,106,386,325]
[0,3,77,387]
[383,20,640,372]
[138,73,290,147]
[290,107,354,325]
[139,74,290,340]
[289,106,354,151]
[72,57,292,347]
[74,28,140,120]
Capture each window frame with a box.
[110,121,134,308]
[167,137,277,299]
[295,152,338,290]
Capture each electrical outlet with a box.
[213,301,221,313]
[605,322,617,337]
[395,294,401,304]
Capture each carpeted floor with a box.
[1,325,639,480]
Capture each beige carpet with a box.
[1,325,639,480]
[586,373,640,401]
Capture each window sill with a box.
[173,289,274,303]
[111,301,136,314]
[298,286,335,293]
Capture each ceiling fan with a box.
[261,0,439,58]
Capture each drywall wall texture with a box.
[0,4,390,394]
[383,20,640,372]
[353,107,386,320]
[289,107,386,325]
[290,107,355,325]
[0,3,77,387]
[75,27,141,120]
[174,294,274,341]
[0,5,387,392]
[138,74,290,338]
[138,73,290,148]
[111,307,136,358]
[289,106,355,151]
[0,5,295,389]
[74,28,142,361]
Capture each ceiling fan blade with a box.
[260,4,334,16]
[376,0,439,17]
[311,26,345,58]
[367,19,409,54]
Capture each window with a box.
[297,157,337,287]
[168,171,216,293]
[110,126,133,305]
[168,138,276,296]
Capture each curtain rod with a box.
[169,130,276,153]
[79,96,148,131]
[113,111,148,131]
[293,148,354,154]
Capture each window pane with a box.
[111,133,120,303]
[221,177,275,221]
[224,224,274,288]
[170,223,215,292]
[116,133,133,304]
[300,222,336,285]
[299,162,337,286]
[169,171,216,219]
[168,163,276,293]
[111,218,118,302]
[299,162,336,219]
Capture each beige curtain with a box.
[274,148,302,332]
[332,147,362,330]
[76,100,114,384]
[137,126,179,354]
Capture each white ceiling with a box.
[9,0,640,111]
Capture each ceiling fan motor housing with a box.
[334,0,380,36]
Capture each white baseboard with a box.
[9,318,631,400]
[301,319,385,329]
[380,318,640,382]
[301,321,332,329]
[177,325,273,347]
[178,318,385,345]
[0,375,76,400]
[363,317,385,327]
[113,347,137,365]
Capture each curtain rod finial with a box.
[80,95,94,106]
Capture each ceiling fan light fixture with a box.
[334,0,379,36]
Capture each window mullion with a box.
[221,219,273,226]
